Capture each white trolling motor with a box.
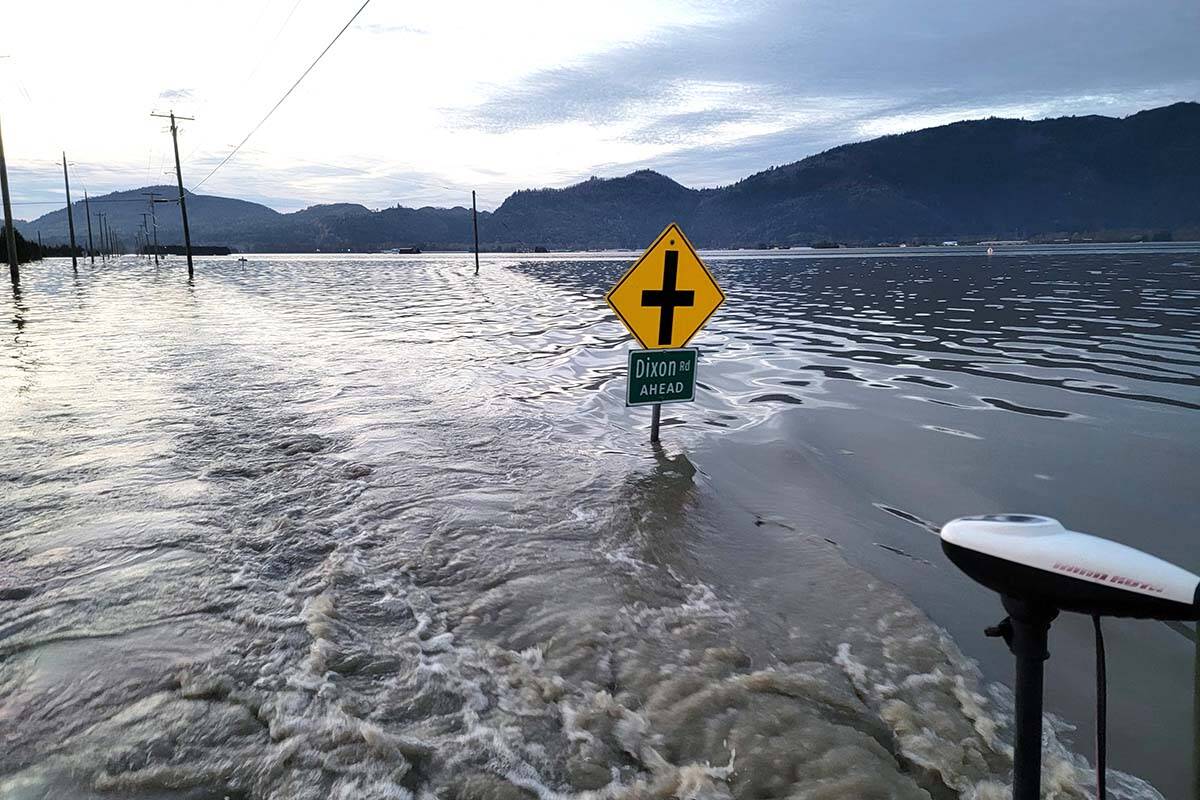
[940,514,1200,800]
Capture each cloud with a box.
[473,0,1198,123]
[4,0,1196,211]
[624,108,758,145]
[459,0,1200,190]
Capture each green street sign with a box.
[626,348,697,406]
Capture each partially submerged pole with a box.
[650,403,662,443]
[0,115,19,285]
[143,192,160,266]
[97,212,107,261]
[83,190,95,264]
[472,190,480,276]
[151,209,160,264]
[62,153,78,271]
[152,111,194,278]
[140,214,150,259]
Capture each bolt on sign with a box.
[605,223,725,350]
[627,348,697,406]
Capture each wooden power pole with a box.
[151,111,194,278]
[97,212,107,261]
[140,213,151,259]
[472,190,480,276]
[83,190,95,264]
[0,114,19,285]
[142,191,161,265]
[62,153,78,271]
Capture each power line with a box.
[11,198,177,206]
[181,0,304,167]
[191,0,372,191]
[246,0,306,83]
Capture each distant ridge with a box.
[20,102,1200,251]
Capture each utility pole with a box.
[97,212,107,262]
[472,190,480,276]
[150,205,160,263]
[140,214,149,259]
[62,153,78,271]
[0,114,18,285]
[142,191,160,265]
[83,190,95,264]
[151,111,194,277]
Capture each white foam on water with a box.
[834,609,1165,800]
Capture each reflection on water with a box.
[0,250,1196,800]
[519,252,1200,412]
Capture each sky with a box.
[2,0,1197,216]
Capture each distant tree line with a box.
[0,225,108,262]
[0,225,58,263]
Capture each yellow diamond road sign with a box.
[606,223,725,349]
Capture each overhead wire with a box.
[191,0,372,192]
[246,0,306,84]
[11,198,172,206]
[180,0,304,167]
[156,0,479,217]
[10,3,485,230]
[2,55,162,221]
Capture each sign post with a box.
[606,223,724,443]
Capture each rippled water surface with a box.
[2,248,1198,800]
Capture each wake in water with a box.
[2,533,1159,800]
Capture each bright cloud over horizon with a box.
[2,0,1197,216]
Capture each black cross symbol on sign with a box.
[641,249,695,345]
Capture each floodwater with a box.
[1,246,1197,800]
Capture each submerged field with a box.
[1,247,1197,799]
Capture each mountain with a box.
[288,203,373,221]
[18,185,284,251]
[490,171,707,249]
[685,102,1200,245]
[18,103,1200,251]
